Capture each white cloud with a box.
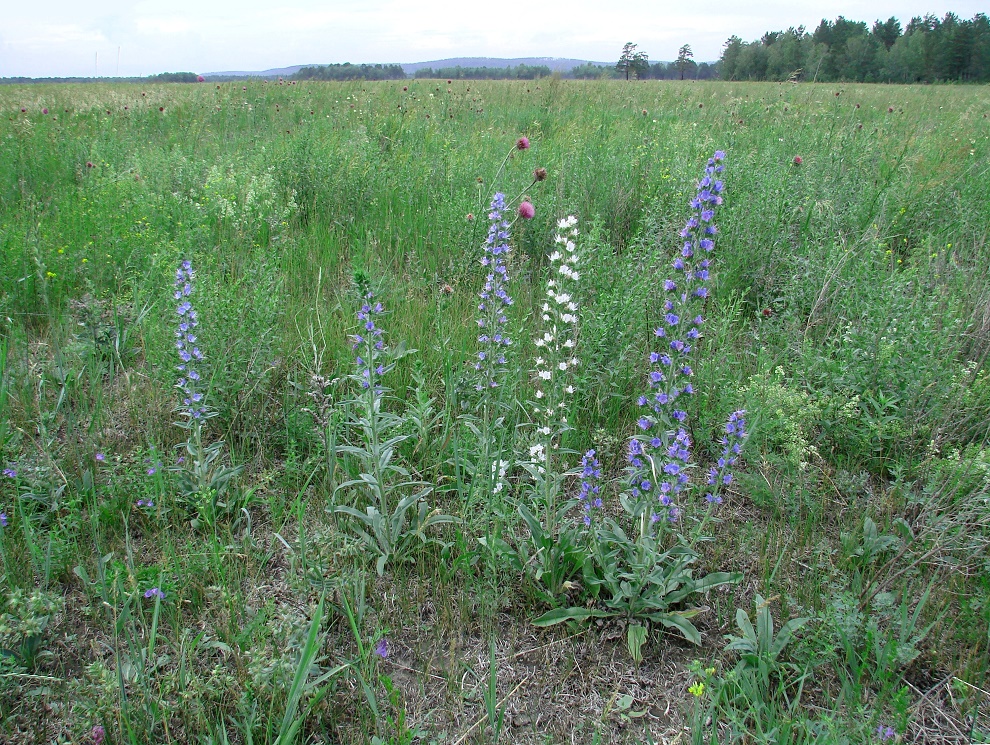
[134,17,195,35]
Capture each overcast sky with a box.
[2,1,987,77]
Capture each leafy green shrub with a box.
[0,587,62,673]
[740,368,821,471]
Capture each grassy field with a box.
[0,78,988,744]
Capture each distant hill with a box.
[399,57,611,74]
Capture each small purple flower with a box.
[876,725,895,741]
[705,410,746,506]
[91,725,106,745]
[147,467,156,476]
[144,587,165,600]
[0,512,7,527]
[577,450,602,526]
[95,452,105,462]
[374,638,388,658]
[2,468,15,479]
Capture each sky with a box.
[2,0,987,78]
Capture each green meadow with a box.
[0,78,988,744]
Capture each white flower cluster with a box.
[528,442,547,475]
[531,216,581,461]
[491,459,510,493]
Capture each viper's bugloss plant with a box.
[334,290,454,575]
[577,449,602,527]
[706,411,747,505]
[460,186,526,529]
[535,152,746,651]
[507,216,588,601]
[170,260,242,529]
[174,261,206,422]
[531,215,581,461]
[628,150,726,525]
[469,137,543,409]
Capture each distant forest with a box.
[294,63,406,81]
[0,72,202,85]
[297,61,718,81]
[569,61,718,80]
[721,13,990,82]
[413,64,553,80]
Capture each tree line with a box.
[412,64,552,80]
[1,72,200,85]
[573,61,718,80]
[612,41,718,80]
[294,64,406,81]
[719,12,990,82]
